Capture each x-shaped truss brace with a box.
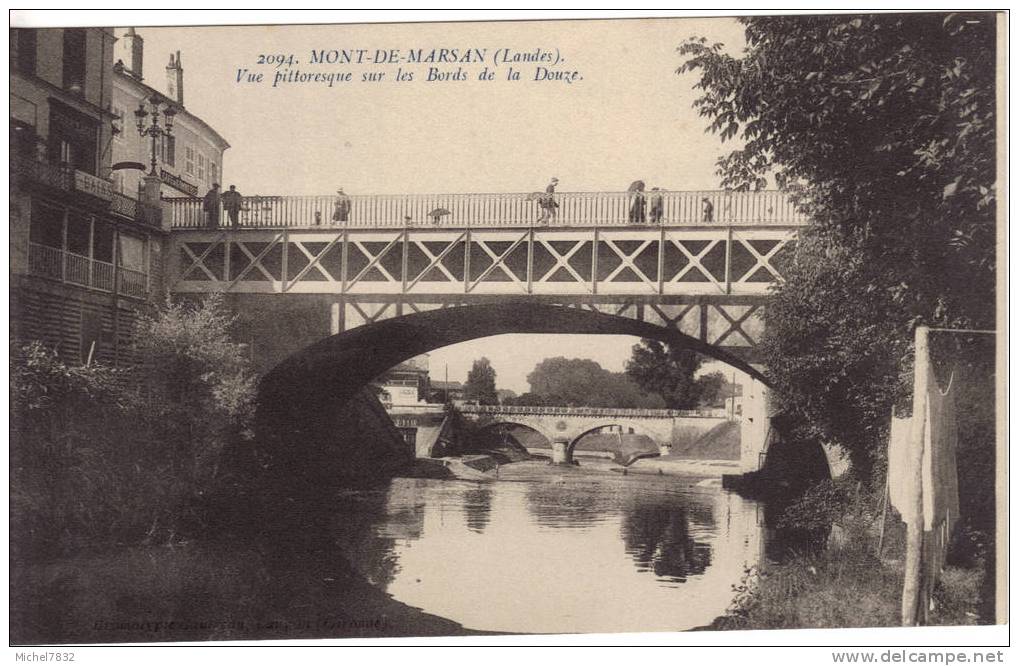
[405,232,466,290]
[730,232,791,283]
[467,233,529,293]
[668,238,725,292]
[601,238,657,290]
[535,238,591,291]
[178,234,226,283]
[711,304,760,346]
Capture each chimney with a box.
[118,27,144,79]
[166,50,184,106]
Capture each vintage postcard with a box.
[8,10,1007,651]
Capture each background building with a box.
[375,355,431,407]
[110,29,229,201]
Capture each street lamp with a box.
[134,95,176,176]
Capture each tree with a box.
[464,357,499,405]
[694,371,728,408]
[625,340,704,409]
[134,293,257,488]
[679,14,997,481]
[525,357,665,408]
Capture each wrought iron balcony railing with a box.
[12,155,161,227]
[166,190,809,230]
[11,153,73,191]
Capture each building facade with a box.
[110,29,229,201]
[10,27,224,369]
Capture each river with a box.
[332,459,766,634]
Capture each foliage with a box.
[463,357,499,405]
[625,339,705,409]
[522,356,665,408]
[716,495,987,630]
[694,371,728,407]
[679,13,997,484]
[10,295,257,558]
[10,343,181,557]
[133,294,257,489]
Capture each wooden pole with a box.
[901,325,929,626]
[876,473,889,558]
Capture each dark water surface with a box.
[333,460,765,634]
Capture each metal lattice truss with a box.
[172,226,798,298]
[332,297,766,353]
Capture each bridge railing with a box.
[166,190,808,230]
[459,404,728,419]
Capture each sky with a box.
[117,16,751,393]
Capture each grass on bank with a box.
[709,478,990,630]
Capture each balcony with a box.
[11,155,161,227]
[27,242,148,298]
[166,190,810,230]
[11,153,73,192]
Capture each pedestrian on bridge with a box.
[701,197,714,223]
[627,180,646,224]
[649,187,664,224]
[202,183,221,229]
[536,177,559,224]
[332,188,351,223]
[222,184,243,229]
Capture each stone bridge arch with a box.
[566,420,670,454]
[252,301,774,476]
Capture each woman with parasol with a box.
[627,179,646,224]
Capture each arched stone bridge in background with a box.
[166,190,804,474]
[459,404,741,466]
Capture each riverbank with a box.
[699,520,989,630]
[11,535,488,644]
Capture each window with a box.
[209,160,217,185]
[65,210,91,257]
[14,29,37,76]
[184,145,195,175]
[62,29,87,92]
[111,170,124,194]
[29,201,64,248]
[197,153,206,181]
[48,102,99,174]
[93,220,114,263]
[162,135,175,166]
[11,120,37,156]
[118,234,146,272]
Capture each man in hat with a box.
[202,183,221,229]
[222,184,244,229]
[649,187,665,224]
[332,188,351,223]
[537,177,559,224]
[701,197,714,223]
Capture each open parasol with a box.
[428,207,451,223]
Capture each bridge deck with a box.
[460,405,727,419]
[167,190,808,230]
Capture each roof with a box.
[112,64,230,151]
[430,381,463,390]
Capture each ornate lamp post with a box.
[134,95,176,177]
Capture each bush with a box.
[10,295,257,559]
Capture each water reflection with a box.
[462,485,493,534]
[620,495,713,582]
[332,465,765,634]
